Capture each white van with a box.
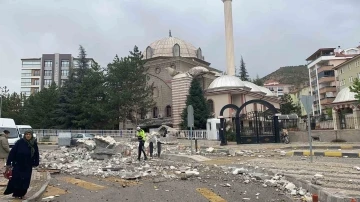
[0,118,20,147]
[16,125,37,140]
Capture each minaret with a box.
[222,0,236,76]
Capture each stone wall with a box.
[289,129,360,142]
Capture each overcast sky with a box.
[1,0,359,93]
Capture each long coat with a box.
[0,134,10,159]
[5,138,39,191]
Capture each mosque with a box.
[124,0,282,132]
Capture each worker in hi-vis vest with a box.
[136,126,147,161]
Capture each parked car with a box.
[70,133,95,146]
[0,118,21,147]
[17,125,37,140]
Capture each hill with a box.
[261,65,308,86]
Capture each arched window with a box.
[197,48,202,59]
[165,105,172,117]
[146,46,152,59]
[153,87,159,97]
[173,44,180,57]
[207,99,214,113]
[153,107,159,118]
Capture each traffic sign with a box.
[187,105,194,128]
[300,95,315,114]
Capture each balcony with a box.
[318,65,333,74]
[319,86,336,94]
[318,76,334,84]
[320,97,335,105]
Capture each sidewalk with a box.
[0,170,50,202]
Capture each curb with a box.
[286,151,360,158]
[37,142,57,145]
[161,154,211,162]
[23,172,51,202]
[282,145,360,150]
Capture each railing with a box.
[176,130,207,139]
[33,129,208,139]
[33,129,137,138]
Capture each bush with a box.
[225,131,236,142]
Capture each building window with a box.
[61,70,69,76]
[61,79,66,86]
[21,69,32,77]
[152,87,159,97]
[173,44,180,57]
[20,88,31,96]
[33,79,39,85]
[153,107,159,118]
[34,88,39,93]
[146,46,152,59]
[207,99,214,113]
[44,60,52,67]
[33,70,40,76]
[44,70,52,76]
[21,79,31,86]
[340,69,344,74]
[61,60,69,67]
[44,79,52,85]
[165,105,172,117]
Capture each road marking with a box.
[324,151,342,157]
[43,185,69,197]
[103,177,140,187]
[340,145,353,149]
[60,177,106,191]
[196,188,227,202]
[303,151,314,156]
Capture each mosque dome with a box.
[242,81,263,93]
[143,31,204,60]
[333,87,356,103]
[207,75,246,89]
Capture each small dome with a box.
[208,75,246,89]
[188,66,209,76]
[242,81,263,93]
[173,72,192,79]
[258,86,275,96]
[333,87,356,103]
[144,36,201,59]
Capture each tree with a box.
[350,78,360,102]
[0,90,24,124]
[237,56,249,81]
[180,78,210,129]
[54,45,108,129]
[22,83,59,128]
[280,94,301,115]
[252,74,264,86]
[105,46,155,129]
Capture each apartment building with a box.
[21,53,95,98]
[289,84,311,117]
[334,54,360,91]
[263,80,293,97]
[306,46,360,116]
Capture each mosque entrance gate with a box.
[218,100,280,145]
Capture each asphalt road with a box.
[42,172,292,202]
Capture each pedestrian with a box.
[136,127,147,161]
[4,130,39,199]
[0,131,10,172]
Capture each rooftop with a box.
[306,48,335,61]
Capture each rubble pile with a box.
[227,165,313,201]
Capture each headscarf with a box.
[23,130,35,158]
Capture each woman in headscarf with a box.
[3,130,39,199]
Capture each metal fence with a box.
[33,129,208,139]
[33,129,137,138]
[296,116,360,131]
